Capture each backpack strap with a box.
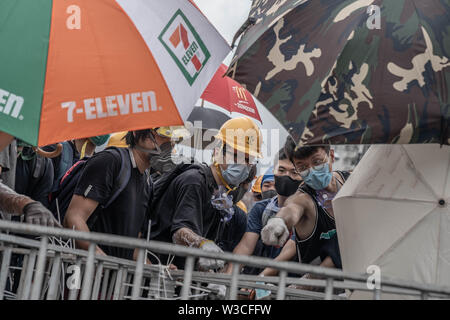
[85,147,133,229]
[336,170,351,182]
[32,154,46,179]
[102,147,133,208]
[57,141,75,180]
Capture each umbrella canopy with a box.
[184,106,231,150]
[187,106,232,130]
[228,0,450,145]
[201,64,262,122]
[333,144,450,299]
[0,0,230,146]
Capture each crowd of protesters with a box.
[0,116,350,298]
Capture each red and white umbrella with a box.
[201,64,262,123]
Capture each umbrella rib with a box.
[400,146,440,201]
[435,203,443,285]
[443,150,450,199]
[345,195,436,205]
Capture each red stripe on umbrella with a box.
[201,64,262,123]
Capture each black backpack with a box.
[48,147,132,225]
[149,161,214,221]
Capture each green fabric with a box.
[0,0,52,145]
[89,134,111,146]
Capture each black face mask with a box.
[274,175,301,197]
[149,142,176,174]
[261,189,277,200]
[228,185,248,204]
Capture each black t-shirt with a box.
[74,149,151,260]
[213,205,247,253]
[149,165,219,266]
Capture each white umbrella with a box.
[333,144,450,299]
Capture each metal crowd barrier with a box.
[1,219,450,300]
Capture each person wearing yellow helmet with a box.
[251,175,263,202]
[221,146,302,284]
[149,117,262,277]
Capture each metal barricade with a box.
[1,220,450,300]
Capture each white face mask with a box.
[220,164,250,187]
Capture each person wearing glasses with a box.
[261,136,351,287]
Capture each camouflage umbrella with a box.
[228,0,450,145]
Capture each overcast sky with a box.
[193,0,252,65]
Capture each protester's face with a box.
[275,159,302,181]
[215,147,253,173]
[137,130,171,150]
[253,192,262,202]
[261,180,275,192]
[293,148,334,177]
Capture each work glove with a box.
[23,201,62,228]
[207,283,227,300]
[197,240,225,271]
[261,217,289,247]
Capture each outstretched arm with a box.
[0,182,61,227]
[275,192,310,229]
[261,192,310,247]
[0,182,33,214]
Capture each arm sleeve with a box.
[170,182,205,237]
[73,151,120,205]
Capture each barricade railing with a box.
[1,220,449,300]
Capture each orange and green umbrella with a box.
[0,0,230,146]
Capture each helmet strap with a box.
[213,161,236,193]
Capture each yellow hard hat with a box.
[236,200,248,213]
[155,126,190,141]
[251,175,263,193]
[107,131,128,148]
[215,117,263,158]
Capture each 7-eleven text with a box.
[61,91,162,123]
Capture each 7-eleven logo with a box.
[159,10,211,86]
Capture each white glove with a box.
[207,283,227,300]
[261,217,289,247]
[197,240,225,271]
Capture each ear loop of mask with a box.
[213,161,237,196]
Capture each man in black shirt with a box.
[64,129,172,260]
[150,117,263,270]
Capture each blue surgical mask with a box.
[221,164,250,187]
[303,164,332,190]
